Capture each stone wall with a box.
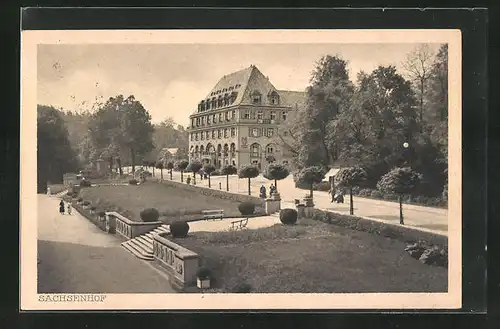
[110,212,162,240]
[159,179,264,206]
[153,233,200,288]
[315,209,448,248]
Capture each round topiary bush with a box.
[232,282,252,293]
[170,221,190,238]
[98,211,106,217]
[82,201,91,206]
[140,208,160,222]
[279,208,298,225]
[129,179,138,185]
[238,202,255,216]
[80,180,92,187]
[77,197,83,202]
[90,206,96,211]
[72,192,79,198]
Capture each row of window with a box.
[198,91,239,112]
[250,127,275,138]
[192,110,237,127]
[191,127,237,141]
[209,84,241,97]
[242,109,287,121]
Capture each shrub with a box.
[293,166,327,197]
[279,208,298,225]
[170,221,190,238]
[358,188,372,197]
[370,190,383,199]
[77,197,83,202]
[90,206,96,211]
[314,181,331,191]
[82,201,91,206]
[211,170,221,176]
[66,191,73,196]
[238,202,255,216]
[80,180,92,187]
[140,208,160,222]
[98,211,106,217]
[232,282,252,293]
[129,179,138,185]
[71,192,79,198]
[196,267,212,280]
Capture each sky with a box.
[37,43,442,127]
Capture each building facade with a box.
[187,65,306,170]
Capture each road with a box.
[147,168,448,234]
[37,194,175,293]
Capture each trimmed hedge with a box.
[279,208,298,225]
[129,179,138,185]
[170,221,190,238]
[82,201,91,206]
[140,208,160,222]
[97,211,106,217]
[80,180,92,187]
[238,202,255,216]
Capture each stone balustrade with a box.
[153,233,200,288]
[107,211,162,240]
[160,179,264,206]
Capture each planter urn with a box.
[197,277,211,289]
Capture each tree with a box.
[335,66,419,185]
[403,44,435,124]
[377,167,422,225]
[37,105,79,192]
[293,166,326,198]
[118,95,155,174]
[298,55,355,167]
[203,164,216,188]
[221,165,237,191]
[263,164,290,192]
[334,167,367,215]
[156,161,164,180]
[186,160,203,185]
[238,165,260,196]
[166,161,174,180]
[175,159,189,183]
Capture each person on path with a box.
[186,176,191,185]
[259,185,267,199]
[329,184,336,203]
[269,184,276,196]
[59,200,65,215]
[67,203,72,215]
[47,186,51,196]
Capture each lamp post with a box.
[403,142,410,167]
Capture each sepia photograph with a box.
[20,29,462,310]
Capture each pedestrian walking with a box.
[59,200,65,215]
[259,185,267,199]
[47,186,51,196]
[67,203,72,215]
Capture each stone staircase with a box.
[121,224,170,260]
[53,189,69,198]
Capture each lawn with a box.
[173,218,448,293]
[78,180,261,223]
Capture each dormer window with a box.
[251,90,262,104]
[269,91,280,105]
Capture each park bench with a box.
[202,209,224,221]
[230,218,248,231]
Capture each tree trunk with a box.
[248,177,251,196]
[180,170,184,182]
[117,158,123,176]
[349,187,354,215]
[208,174,211,188]
[310,183,313,198]
[193,172,196,185]
[170,169,172,180]
[399,195,404,225]
[108,156,113,176]
[226,174,229,191]
[275,179,278,192]
[152,167,155,176]
[130,148,136,174]
[160,168,163,180]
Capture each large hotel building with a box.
[187,65,306,170]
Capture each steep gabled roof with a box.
[278,90,307,109]
[204,66,255,106]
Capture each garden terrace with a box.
[174,218,448,293]
[78,181,262,223]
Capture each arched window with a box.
[206,143,214,153]
[251,90,262,104]
[217,144,222,154]
[200,145,204,153]
[250,143,261,157]
[268,91,280,105]
[195,145,199,153]
[265,144,275,154]
[230,143,236,153]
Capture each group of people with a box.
[58,200,72,215]
[259,184,277,199]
